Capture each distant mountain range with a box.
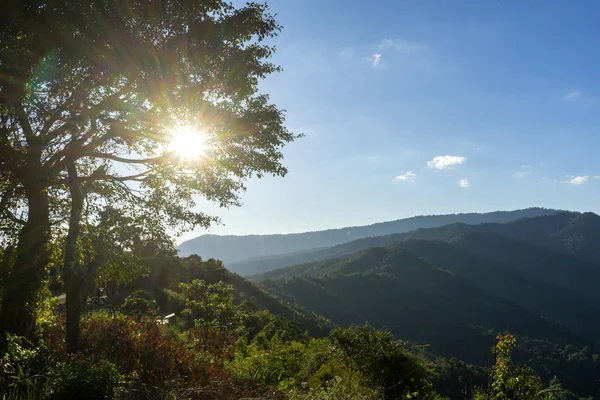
[250,210,600,397]
[255,212,600,337]
[240,210,600,277]
[178,207,558,264]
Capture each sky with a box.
[180,0,600,242]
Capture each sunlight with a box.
[168,125,207,160]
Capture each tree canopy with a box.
[0,0,299,341]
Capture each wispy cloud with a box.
[563,91,581,101]
[371,53,382,67]
[567,176,589,185]
[458,179,471,188]
[377,38,425,53]
[395,171,416,182]
[513,171,530,179]
[368,38,425,68]
[513,165,532,179]
[426,155,467,170]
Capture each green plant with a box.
[290,375,377,400]
[122,291,158,317]
[50,357,121,400]
[0,334,50,397]
[331,324,434,400]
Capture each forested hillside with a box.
[179,208,558,262]
[259,244,600,397]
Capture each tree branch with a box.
[4,210,26,225]
[85,152,167,164]
[43,83,132,151]
[79,169,154,183]
[0,181,17,215]
[14,102,36,146]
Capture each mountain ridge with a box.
[179,207,560,263]
[241,210,600,277]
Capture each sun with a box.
[168,125,207,160]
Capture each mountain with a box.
[261,246,583,362]
[242,211,600,277]
[251,212,600,337]
[258,244,600,397]
[178,208,558,263]
[400,239,600,338]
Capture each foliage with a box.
[330,324,435,400]
[289,375,378,400]
[122,291,157,317]
[470,334,588,400]
[77,312,228,388]
[0,334,50,397]
[181,280,235,328]
[0,0,299,343]
[49,357,120,400]
[228,323,439,400]
[489,334,544,400]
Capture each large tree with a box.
[0,0,298,343]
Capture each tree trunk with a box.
[65,280,86,352]
[0,179,50,341]
[64,159,85,353]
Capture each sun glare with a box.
[168,125,207,160]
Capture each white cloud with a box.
[372,53,382,67]
[369,38,425,68]
[426,155,467,170]
[458,179,470,188]
[395,171,416,182]
[563,91,581,101]
[567,176,589,185]
[513,171,530,179]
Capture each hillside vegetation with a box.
[248,212,600,397]
[259,244,600,397]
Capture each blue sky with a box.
[181,0,600,241]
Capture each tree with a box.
[63,206,174,351]
[474,334,568,400]
[180,279,236,351]
[0,0,298,343]
[331,324,434,400]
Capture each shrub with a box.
[290,376,377,400]
[122,291,157,317]
[153,288,185,315]
[331,324,435,400]
[78,312,232,392]
[49,357,120,400]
